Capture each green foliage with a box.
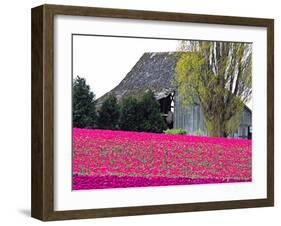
[194,129,205,136]
[119,96,141,131]
[97,95,120,130]
[73,76,96,128]
[175,41,252,137]
[138,90,167,133]
[119,90,167,133]
[225,108,243,135]
[164,128,187,135]
[175,51,204,108]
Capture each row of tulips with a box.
[72,128,252,190]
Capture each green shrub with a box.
[138,90,167,133]
[164,128,187,135]
[194,129,205,136]
[120,90,167,133]
[96,95,120,130]
[119,96,140,131]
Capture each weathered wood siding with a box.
[174,96,206,135]
[234,108,252,138]
[174,95,252,138]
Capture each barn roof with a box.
[96,51,252,115]
[96,52,180,106]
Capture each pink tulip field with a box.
[72,128,252,190]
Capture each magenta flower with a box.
[72,128,252,190]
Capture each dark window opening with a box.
[158,93,174,129]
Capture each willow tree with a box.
[175,41,252,137]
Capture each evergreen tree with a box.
[119,96,141,131]
[73,76,96,128]
[138,90,167,133]
[97,95,120,130]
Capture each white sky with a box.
[73,35,252,109]
[73,35,179,99]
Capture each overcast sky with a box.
[73,35,179,99]
[73,35,252,109]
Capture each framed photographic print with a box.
[31,4,274,221]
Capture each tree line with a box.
[73,76,167,133]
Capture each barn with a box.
[97,52,252,139]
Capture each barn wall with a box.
[241,109,252,125]
[174,96,252,138]
[234,109,252,138]
[174,96,206,135]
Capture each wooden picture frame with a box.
[31,4,274,221]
